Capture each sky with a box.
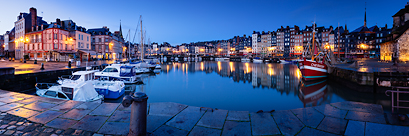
[0,0,407,45]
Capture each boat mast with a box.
[129,29,131,60]
[140,15,144,61]
[311,22,316,61]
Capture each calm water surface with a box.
[116,61,393,112]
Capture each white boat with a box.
[95,65,142,84]
[58,71,125,99]
[93,76,125,99]
[279,60,290,64]
[241,58,250,62]
[36,71,104,102]
[253,58,263,63]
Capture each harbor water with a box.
[107,61,394,112]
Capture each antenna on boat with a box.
[311,21,316,61]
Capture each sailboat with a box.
[298,22,328,81]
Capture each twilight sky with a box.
[0,0,407,45]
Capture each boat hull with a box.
[299,59,327,81]
[95,87,125,99]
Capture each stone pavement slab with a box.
[51,100,83,112]
[221,121,251,136]
[345,111,386,124]
[70,115,108,132]
[314,104,348,119]
[153,125,189,136]
[189,126,221,136]
[344,120,365,136]
[0,96,25,103]
[107,110,131,122]
[89,103,120,116]
[75,101,101,110]
[7,108,40,118]
[365,122,409,136]
[98,122,129,135]
[331,101,383,114]
[23,101,57,111]
[317,117,348,135]
[45,118,78,130]
[196,109,227,129]
[226,111,249,121]
[292,107,325,128]
[0,103,25,112]
[37,97,67,104]
[250,112,280,135]
[0,92,19,98]
[59,109,92,120]
[166,106,206,131]
[296,127,340,136]
[15,97,39,105]
[0,102,6,106]
[272,110,304,136]
[28,110,63,124]
[147,115,174,133]
[149,102,187,116]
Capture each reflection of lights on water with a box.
[218,61,221,71]
[182,63,185,72]
[245,63,251,73]
[167,65,169,73]
[201,62,204,71]
[268,68,274,76]
[229,62,234,72]
[268,64,272,68]
[358,67,368,72]
[296,69,302,79]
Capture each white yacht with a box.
[36,71,104,102]
[95,65,142,84]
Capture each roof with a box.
[392,20,409,40]
[393,5,409,17]
[351,26,371,33]
[87,28,111,36]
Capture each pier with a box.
[0,89,408,135]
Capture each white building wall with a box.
[15,18,25,59]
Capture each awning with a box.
[78,49,97,55]
[333,52,345,54]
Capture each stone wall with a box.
[380,41,394,61]
[0,67,85,92]
[397,30,409,61]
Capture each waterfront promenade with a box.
[0,89,408,135]
[0,59,119,75]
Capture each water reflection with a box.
[94,61,401,112]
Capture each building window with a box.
[87,36,89,41]
[60,34,62,40]
[81,35,83,40]
[78,42,81,48]
[99,38,102,42]
[65,44,68,50]
[78,34,81,39]
[54,43,58,49]
[92,38,95,42]
[54,34,57,40]
[105,39,108,42]
[87,44,89,49]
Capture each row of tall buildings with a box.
[0,7,133,61]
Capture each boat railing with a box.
[35,83,59,90]
[385,86,409,113]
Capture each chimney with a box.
[30,7,37,28]
[32,26,34,32]
[56,18,61,26]
[41,24,44,30]
[36,25,39,31]
[61,21,65,29]
[385,24,387,29]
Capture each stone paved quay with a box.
[0,59,119,75]
[0,89,408,136]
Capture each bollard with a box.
[34,59,37,64]
[40,63,45,70]
[68,61,71,68]
[122,92,148,136]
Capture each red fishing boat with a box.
[299,58,327,81]
[298,22,328,81]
